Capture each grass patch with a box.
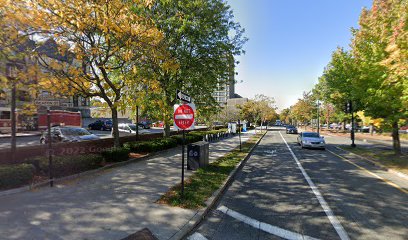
[341,146,408,174]
[157,134,263,209]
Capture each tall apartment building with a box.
[212,54,236,106]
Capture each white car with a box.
[297,132,325,150]
[118,123,149,135]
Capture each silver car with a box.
[297,132,325,149]
[118,123,149,135]
[40,126,100,144]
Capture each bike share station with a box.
[174,90,209,197]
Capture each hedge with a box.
[29,154,104,178]
[0,164,34,190]
[101,147,130,163]
[171,134,203,145]
[124,137,178,153]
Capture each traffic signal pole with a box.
[351,111,356,148]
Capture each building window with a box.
[0,111,11,119]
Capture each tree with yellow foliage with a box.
[0,0,41,159]
[27,0,164,147]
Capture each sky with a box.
[227,0,373,111]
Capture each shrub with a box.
[31,154,103,178]
[0,164,34,190]
[101,147,130,162]
[171,134,203,144]
[124,138,178,153]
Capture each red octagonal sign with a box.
[174,104,195,130]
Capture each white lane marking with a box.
[174,114,194,119]
[217,205,319,240]
[279,132,350,240]
[187,232,208,240]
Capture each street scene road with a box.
[1,1,407,240]
[189,129,408,240]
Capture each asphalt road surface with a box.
[188,130,408,240]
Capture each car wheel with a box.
[40,138,45,144]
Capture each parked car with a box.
[137,121,151,129]
[399,125,408,134]
[88,120,113,131]
[297,132,325,150]
[118,123,149,135]
[152,121,164,128]
[40,126,100,144]
[286,125,298,134]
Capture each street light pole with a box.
[11,82,16,161]
[136,105,139,140]
[317,100,320,135]
[6,63,17,162]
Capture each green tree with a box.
[239,94,276,131]
[351,0,407,154]
[147,0,247,136]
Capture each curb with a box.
[169,131,267,240]
[335,146,408,181]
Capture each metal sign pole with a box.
[238,119,242,152]
[181,129,185,198]
[47,107,53,187]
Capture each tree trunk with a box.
[111,107,120,148]
[391,120,401,155]
[163,107,171,137]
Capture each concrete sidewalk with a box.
[0,130,255,240]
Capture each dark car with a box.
[286,125,298,134]
[88,120,112,131]
[137,121,151,129]
[40,126,100,144]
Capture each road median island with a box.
[338,146,408,176]
[157,133,264,209]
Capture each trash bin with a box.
[187,141,209,170]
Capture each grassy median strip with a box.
[340,146,408,174]
[157,134,262,209]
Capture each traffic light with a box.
[344,101,352,113]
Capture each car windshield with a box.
[303,132,320,138]
[61,127,92,136]
[287,125,295,128]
